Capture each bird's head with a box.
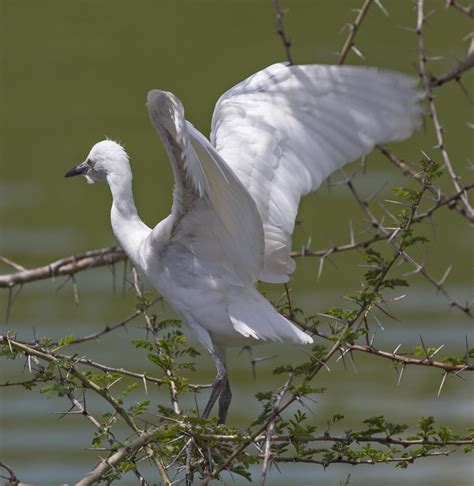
[65,140,130,184]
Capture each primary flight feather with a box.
[66,62,421,423]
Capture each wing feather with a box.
[146,90,264,285]
[211,63,422,283]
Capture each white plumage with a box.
[66,62,421,422]
[211,63,421,282]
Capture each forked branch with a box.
[0,246,126,288]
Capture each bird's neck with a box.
[107,172,151,267]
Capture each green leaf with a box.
[131,338,154,351]
[58,335,74,347]
[418,416,436,436]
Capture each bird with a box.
[65,62,421,423]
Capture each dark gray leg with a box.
[201,348,231,423]
[218,379,232,424]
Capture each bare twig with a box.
[0,246,126,288]
[54,301,159,348]
[272,0,293,64]
[271,450,453,465]
[76,428,162,486]
[167,368,181,415]
[260,375,292,486]
[417,0,474,219]
[415,184,474,221]
[430,49,474,87]
[446,0,474,18]
[0,256,26,272]
[283,313,473,373]
[348,341,471,372]
[0,462,31,486]
[290,233,386,259]
[338,0,374,64]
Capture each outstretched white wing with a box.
[146,90,264,285]
[211,63,422,283]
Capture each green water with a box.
[1,1,473,485]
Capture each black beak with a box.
[65,161,89,178]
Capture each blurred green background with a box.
[0,0,472,484]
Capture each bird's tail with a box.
[228,287,313,344]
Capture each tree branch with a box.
[0,334,210,390]
[283,313,473,373]
[0,334,171,485]
[260,375,292,486]
[338,0,374,64]
[0,246,126,288]
[271,450,453,466]
[430,49,474,87]
[445,0,474,18]
[76,428,162,486]
[272,0,293,64]
[417,0,474,219]
[196,433,474,447]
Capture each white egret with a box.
[65,62,421,423]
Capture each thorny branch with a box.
[429,45,474,88]
[290,182,473,265]
[272,0,293,64]
[72,426,474,484]
[378,145,474,222]
[199,70,474,478]
[1,182,472,292]
[49,297,162,348]
[338,0,374,64]
[417,0,474,219]
[0,334,210,390]
[201,217,424,484]
[283,313,473,374]
[187,433,474,448]
[0,334,172,485]
[0,246,126,288]
[0,256,26,272]
[334,1,473,313]
[73,428,474,484]
[0,337,138,429]
[132,268,184,415]
[269,451,453,465]
[260,375,292,486]
[76,428,162,486]
[446,0,474,18]
[1,2,473,484]
[340,168,472,316]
